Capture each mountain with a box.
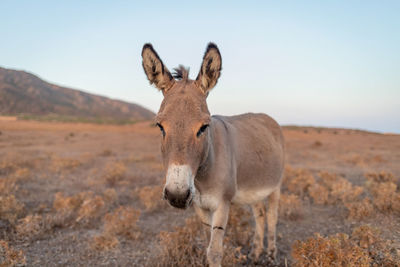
[0,67,154,123]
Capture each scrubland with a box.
[0,120,399,266]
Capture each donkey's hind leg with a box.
[266,187,280,262]
[251,201,266,261]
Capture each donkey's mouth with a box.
[164,189,193,209]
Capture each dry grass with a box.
[345,198,375,220]
[91,234,119,251]
[136,185,165,212]
[15,214,48,240]
[279,193,304,220]
[91,206,141,251]
[292,225,400,266]
[0,195,24,224]
[50,157,81,173]
[154,216,207,266]
[351,225,400,266]
[52,191,106,226]
[0,240,26,267]
[292,233,371,267]
[283,167,316,197]
[365,171,400,214]
[102,162,126,186]
[152,206,252,266]
[308,172,363,205]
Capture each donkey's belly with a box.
[231,186,277,205]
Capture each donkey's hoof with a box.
[266,248,277,265]
[249,247,264,263]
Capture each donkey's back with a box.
[213,113,285,205]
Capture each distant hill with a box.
[0,67,154,123]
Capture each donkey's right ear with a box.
[142,43,175,93]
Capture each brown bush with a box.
[152,207,251,266]
[0,195,24,224]
[15,214,48,240]
[136,186,165,211]
[351,225,400,266]
[90,206,141,251]
[90,234,119,251]
[154,216,207,266]
[103,188,118,204]
[365,172,400,214]
[99,149,113,157]
[50,157,81,173]
[365,171,397,184]
[308,184,330,204]
[0,178,17,196]
[292,233,371,267]
[76,195,105,223]
[103,206,140,239]
[345,198,375,220]
[283,167,316,197]
[279,193,304,220]
[102,162,126,186]
[309,172,363,205]
[52,191,106,226]
[0,240,26,266]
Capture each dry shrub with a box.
[155,216,207,266]
[91,206,141,251]
[91,234,119,251]
[345,198,375,220]
[351,225,400,266]
[365,171,400,214]
[99,149,113,157]
[0,240,26,266]
[15,214,47,240]
[0,178,17,196]
[279,193,304,220]
[136,186,164,211]
[52,191,106,226]
[0,195,24,224]
[309,172,363,205]
[153,207,251,266]
[103,188,118,204]
[292,233,371,267]
[102,162,126,186]
[103,206,140,239]
[50,157,81,173]
[76,195,105,223]
[312,140,323,147]
[283,167,315,197]
[226,205,252,248]
[366,171,397,184]
[308,184,330,205]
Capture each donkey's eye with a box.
[197,124,209,137]
[156,123,165,137]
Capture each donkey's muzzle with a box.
[164,188,192,209]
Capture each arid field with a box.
[0,119,399,266]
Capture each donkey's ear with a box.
[196,43,222,95]
[142,43,175,93]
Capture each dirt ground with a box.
[0,120,399,266]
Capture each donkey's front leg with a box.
[207,202,230,267]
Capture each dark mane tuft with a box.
[172,65,190,81]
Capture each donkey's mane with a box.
[172,65,190,81]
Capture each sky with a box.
[1,1,399,133]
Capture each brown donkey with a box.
[142,43,285,266]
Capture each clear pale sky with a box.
[1,1,399,133]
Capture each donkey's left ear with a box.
[196,43,222,95]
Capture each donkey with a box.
[141,43,285,266]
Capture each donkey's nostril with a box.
[186,189,191,199]
[163,188,169,200]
